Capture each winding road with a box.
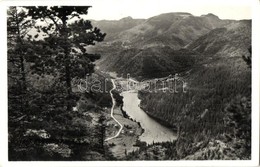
[105,79,124,141]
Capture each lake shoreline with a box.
[138,102,178,133]
[120,90,177,144]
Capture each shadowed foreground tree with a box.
[8,6,35,115]
[8,6,109,160]
[25,6,106,110]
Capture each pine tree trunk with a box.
[20,55,27,91]
[62,18,73,111]
[65,57,72,111]
[15,7,28,112]
[15,7,27,91]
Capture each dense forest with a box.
[137,48,251,160]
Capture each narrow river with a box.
[121,90,177,144]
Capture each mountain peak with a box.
[202,13,220,19]
[120,16,133,21]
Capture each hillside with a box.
[186,20,251,58]
[98,46,199,80]
[112,13,232,49]
[135,19,251,159]
[93,13,249,79]
[91,17,145,41]
[138,54,251,159]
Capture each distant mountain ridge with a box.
[90,12,251,79]
[92,12,237,49]
[186,20,251,57]
[90,17,145,41]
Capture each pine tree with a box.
[25,6,106,110]
[7,6,35,115]
[8,6,37,160]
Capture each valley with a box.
[92,12,251,160]
[8,7,251,161]
[100,73,178,159]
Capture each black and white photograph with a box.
[1,0,260,166]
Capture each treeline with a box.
[138,55,251,159]
[8,6,111,160]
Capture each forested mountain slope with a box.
[137,22,251,159]
[93,13,250,80]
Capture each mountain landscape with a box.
[91,13,251,79]
[8,7,251,161]
[91,12,251,160]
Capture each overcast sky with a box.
[82,0,251,20]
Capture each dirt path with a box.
[105,79,124,141]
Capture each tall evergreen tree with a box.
[8,6,35,114]
[25,6,106,110]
